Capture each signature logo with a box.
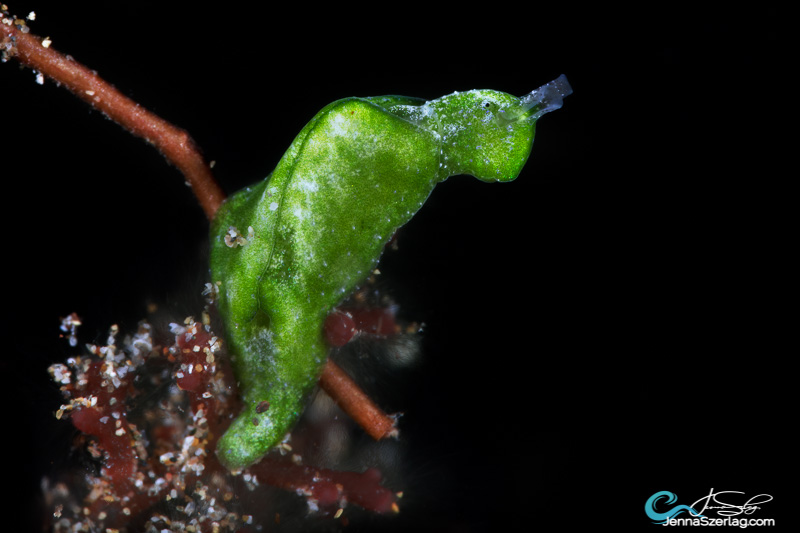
[689,488,773,517]
[645,491,705,524]
[645,489,773,524]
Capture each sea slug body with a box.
[211,76,572,470]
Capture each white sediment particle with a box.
[59,313,82,347]
[269,202,279,211]
[224,226,250,247]
[182,435,196,454]
[48,363,71,384]
[306,498,320,513]
[202,281,220,303]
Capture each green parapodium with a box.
[210,75,572,470]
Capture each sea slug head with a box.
[434,75,572,183]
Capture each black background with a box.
[2,2,789,531]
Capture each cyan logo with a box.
[645,491,705,524]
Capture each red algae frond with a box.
[45,302,407,531]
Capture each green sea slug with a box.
[210,75,572,470]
